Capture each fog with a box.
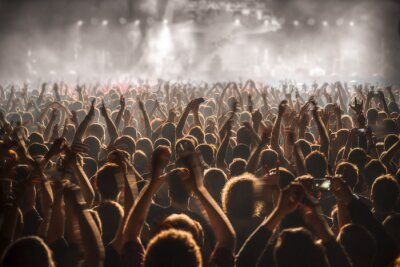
[0,0,399,84]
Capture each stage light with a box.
[349,21,355,27]
[234,18,241,26]
[293,20,299,26]
[119,17,127,25]
[77,20,83,27]
[264,20,269,26]
[163,19,168,25]
[307,17,316,26]
[322,20,328,27]
[102,20,108,26]
[134,20,140,26]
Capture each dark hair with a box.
[338,224,376,267]
[295,139,312,157]
[371,175,399,212]
[274,228,328,267]
[229,158,247,177]
[348,148,368,170]
[95,200,124,246]
[367,108,379,123]
[28,132,44,145]
[133,150,149,174]
[365,159,387,189]
[96,163,121,201]
[83,136,101,160]
[154,138,171,149]
[384,134,399,151]
[87,123,105,141]
[1,236,55,267]
[28,143,49,158]
[189,126,205,145]
[335,162,359,189]
[167,168,190,203]
[260,149,278,170]
[158,214,204,248]
[161,123,176,143]
[222,173,258,219]
[114,135,136,155]
[136,138,154,158]
[145,229,202,267]
[232,144,250,161]
[122,126,138,140]
[205,133,218,145]
[204,168,227,205]
[305,151,327,178]
[196,144,215,166]
[236,126,252,146]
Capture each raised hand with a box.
[278,100,288,117]
[252,109,262,125]
[330,176,353,204]
[100,100,108,117]
[349,97,363,115]
[120,95,126,110]
[275,183,305,216]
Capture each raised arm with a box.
[246,131,270,174]
[216,119,232,169]
[64,185,104,267]
[114,95,126,129]
[311,102,330,156]
[183,152,236,251]
[120,147,169,247]
[100,100,119,145]
[271,100,286,154]
[73,99,96,143]
[137,98,152,138]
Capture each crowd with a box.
[0,80,399,267]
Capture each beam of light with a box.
[77,20,83,27]
[293,20,299,26]
[322,20,328,27]
[163,19,168,25]
[349,21,355,27]
[102,20,108,26]
[134,20,140,26]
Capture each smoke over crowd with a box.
[0,0,399,83]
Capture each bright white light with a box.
[264,20,269,26]
[293,20,299,26]
[234,18,241,26]
[119,17,127,25]
[322,20,328,27]
[307,17,316,26]
[134,20,140,26]
[77,20,83,27]
[102,20,108,26]
[163,19,168,25]
[349,21,355,27]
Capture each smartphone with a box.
[312,178,331,192]
[356,128,366,134]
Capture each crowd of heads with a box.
[0,80,399,267]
